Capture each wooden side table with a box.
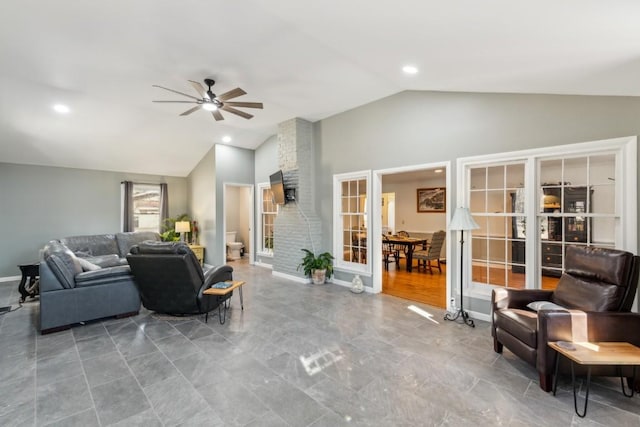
[188,245,204,266]
[203,280,245,324]
[550,341,640,417]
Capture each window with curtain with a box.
[333,171,371,273]
[133,183,161,232]
[122,182,165,233]
[257,183,277,255]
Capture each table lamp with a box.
[175,221,191,243]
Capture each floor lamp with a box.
[445,207,479,327]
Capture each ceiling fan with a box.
[152,78,263,121]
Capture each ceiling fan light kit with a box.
[152,78,263,121]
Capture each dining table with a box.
[385,235,428,272]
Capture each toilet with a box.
[226,231,244,260]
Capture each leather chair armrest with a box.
[198,265,234,313]
[492,288,554,311]
[202,265,234,289]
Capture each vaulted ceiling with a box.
[1,1,639,176]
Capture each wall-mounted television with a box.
[270,170,286,205]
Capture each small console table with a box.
[188,245,204,266]
[550,341,640,417]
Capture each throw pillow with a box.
[527,301,566,312]
[77,257,101,271]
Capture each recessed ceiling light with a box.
[434,169,443,173]
[53,104,70,114]
[402,65,418,75]
[222,135,232,143]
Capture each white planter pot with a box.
[311,269,326,284]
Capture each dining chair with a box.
[352,234,367,263]
[382,235,400,270]
[397,230,410,238]
[413,230,446,274]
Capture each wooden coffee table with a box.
[550,341,640,417]
[203,280,245,324]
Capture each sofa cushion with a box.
[494,308,538,348]
[77,258,101,272]
[75,265,131,286]
[116,232,161,258]
[60,234,118,257]
[85,254,122,268]
[44,241,82,289]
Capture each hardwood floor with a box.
[382,260,560,309]
[382,259,447,308]
[471,265,560,290]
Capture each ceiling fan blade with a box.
[218,87,247,101]
[188,80,209,99]
[152,100,198,103]
[224,101,263,109]
[152,85,201,101]
[180,106,202,116]
[221,105,253,119]
[212,110,224,121]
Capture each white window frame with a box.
[333,170,372,275]
[256,182,277,257]
[458,136,637,301]
[132,183,161,233]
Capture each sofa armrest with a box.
[492,288,554,311]
[537,311,640,376]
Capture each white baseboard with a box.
[0,276,20,283]
[468,310,491,323]
[272,271,310,284]
[254,261,273,270]
[330,278,376,293]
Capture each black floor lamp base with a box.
[444,309,475,327]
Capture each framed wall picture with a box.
[417,187,446,212]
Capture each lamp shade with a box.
[175,221,191,233]
[449,207,480,231]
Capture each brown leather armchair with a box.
[491,246,639,392]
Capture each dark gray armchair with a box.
[127,242,233,319]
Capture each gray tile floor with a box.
[1,261,639,426]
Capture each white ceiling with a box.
[2,1,639,177]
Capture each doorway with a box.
[223,184,254,264]
[372,163,451,308]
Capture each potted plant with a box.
[160,213,191,242]
[297,249,334,284]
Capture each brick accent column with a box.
[273,118,322,278]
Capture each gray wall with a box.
[214,144,255,266]
[187,146,216,265]
[315,90,640,314]
[0,162,187,277]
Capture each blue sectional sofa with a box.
[39,231,160,333]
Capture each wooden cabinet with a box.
[511,186,591,277]
[540,186,591,277]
